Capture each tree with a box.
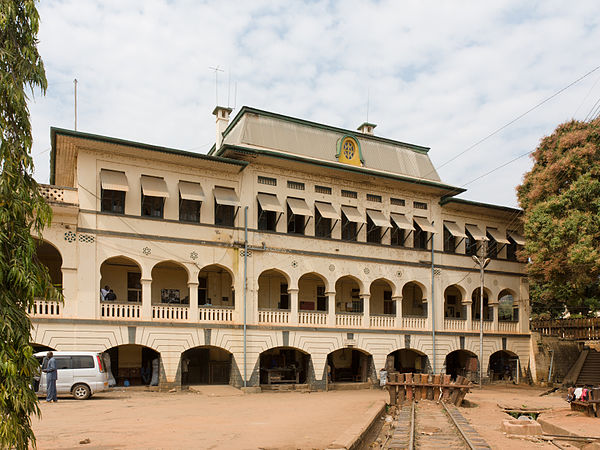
[0,1,60,447]
[517,118,600,318]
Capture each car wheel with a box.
[72,383,91,400]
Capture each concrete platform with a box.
[186,384,244,397]
[538,407,600,439]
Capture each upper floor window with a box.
[214,186,240,227]
[341,205,364,241]
[341,189,358,199]
[140,175,168,218]
[443,221,466,253]
[366,209,389,244]
[413,201,428,210]
[100,169,128,214]
[315,202,337,238]
[287,197,311,235]
[258,176,277,186]
[178,181,204,223]
[257,193,282,232]
[287,180,305,190]
[413,217,435,250]
[487,228,511,259]
[367,193,382,203]
[444,226,456,253]
[391,197,405,207]
[465,224,487,256]
[507,231,525,261]
[390,213,412,247]
[315,185,332,195]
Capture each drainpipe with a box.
[547,349,554,384]
[431,232,436,374]
[243,206,248,388]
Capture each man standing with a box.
[42,351,57,402]
[100,285,109,301]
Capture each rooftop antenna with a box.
[227,70,231,108]
[233,81,237,110]
[209,65,224,105]
[366,87,370,123]
[73,78,78,131]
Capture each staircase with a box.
[576,349,600,386]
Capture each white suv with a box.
[34,351,110,400]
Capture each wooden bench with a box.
[570,400,600,417]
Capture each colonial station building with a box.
[31,106,529,389]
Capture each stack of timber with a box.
[386,372,472,407]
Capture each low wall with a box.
[529,332,581,384]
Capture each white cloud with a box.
[29,0,600,208]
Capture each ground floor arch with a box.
[445,350,478,381]
[488,350,519,382]
[181,346,232,385]
[386,349,430,374]
[327,348,372,383]
[259,347,310,385]
[31,343,56,353]
[105,344,160,386]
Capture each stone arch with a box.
[298,272,329,312]
[386,348,431,374]
[198,263,235,285]
[444,349,479,381]
[335,275,365,313]
[471,287,493,321]
[100,255,143,303]
[488,350,520,381]
[198,264,235,307]
[402,281,427,317]
[327,347,374,384]
[444,284,466,319]
[498,288,519,322]
[258,269,292,310]
[370,278,396,316]
[180,345,233,386]
[34,238,63,287]
[259,346,312,385]
[151,260,190,305]
[104,344,161,386]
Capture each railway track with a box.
[384,400,491,449]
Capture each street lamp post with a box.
[472,240,490,389]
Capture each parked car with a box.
[34,351,110,400]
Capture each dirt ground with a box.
[32,384,593,449]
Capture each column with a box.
[60,267,78,318]
[188,282,198,322]
[361,294,370,328]
[141,278,152,320]
[464,300,473,330]
[327,292,336,326]
[491,302,499,331]
[289,288,299,325]
[393,295,402,328]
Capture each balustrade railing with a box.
[258,309,289,324]
[401,316,427,330]
[498,321,519,333]
[531,318,600,340]
[370,314,396,329]
[298,311,328,326]
[444,318,466,331]
[472,320,493,331]
[28,299,62,317]
[152,304,188,321]
[199,306,233,322]
[39,184,78,205]
[101,302,141,319]
[336,313,363,327]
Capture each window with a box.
[315,206,331,238]
[350,288,363,313]
[258,200,277,231]
[72,356,94,369]
[391,197,405,207]
[367,193,382,203]
[287,204,305,235]
[341,189,357,199]
[127,272,141,302]
[342,211,357,241]
[317,286,327,311]
[444,226,456,253]
[54,357,72,370]
[465,229,478,256]
[366,214,381,243]
[413,201,428,210]
[101,189,125,214]
[315,185,332,195]
[507,237,518,261]
[391,223,405,246]
[215,200,234,227]
[413,221,428,249]
[198,277,207,305]
[279,283,289,309]
[383,291,395,315]
[486,232,498,259]
[287,180,305,190]
[179,196,201,222]
[214,187,239,227]
[258,176,277,186]
[141,195,164,218]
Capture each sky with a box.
[29,0,600,208]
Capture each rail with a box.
[401,316,427,330]
[198,306,233,322]
[531,317,600,340]
[336,312,363,327]
[370,314,395,328]
[101,302,141,319]
[152,304,188,321]
[28,299,62,317]
[258,309,289,324]
[298,311,327,325]
[444,318,466,331]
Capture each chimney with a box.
[357,122,376,135]
[213,106,233,149]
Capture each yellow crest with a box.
[336,136,363,167]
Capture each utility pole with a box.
[472,240,489,389]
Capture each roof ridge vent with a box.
[357,122,376,135]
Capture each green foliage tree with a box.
[517,118,600,318]
[1,1,61,447]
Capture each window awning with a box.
[315,201,338,220]
[214,186,240,207]
[287,198,313,216]
[444,221,467,238]
[178,181,204,202]
[100,169,129,192]
[413,216,436,233]
[341,205,366,224]
[465,224,488,241]
[487,228,510,244]
[366,209,390,228]
[141,175,169,198]
[257,193,283,213]
[390,213,414,230]
[508,231,525,246]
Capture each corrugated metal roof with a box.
[224,113,441,182]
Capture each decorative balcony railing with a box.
[152,304,188,321]
[28,299,62,317]
[498,321,519,333]
[39,184,78,205]
[531,318,600,340]
[298,311,328,326]
[198,306,233,323]
[472,320,493,331]
[258,309,289,324]
[444,318,466,331]
[101,302,141,319]
[370,314,395,329]
[401,316,427,330]
[336,312,363,327]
